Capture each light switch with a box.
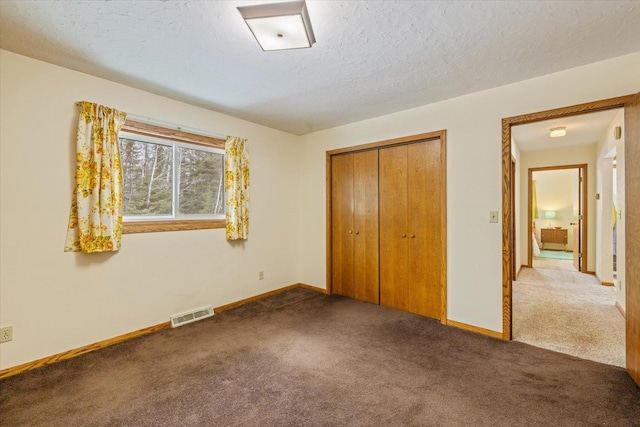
[489,211,499,223]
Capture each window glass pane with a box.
[178,147,225,215]
[119,138,173,216]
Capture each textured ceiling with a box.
[1,1,639,135]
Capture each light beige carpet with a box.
[532,256,578,271]
[513,264,625,367]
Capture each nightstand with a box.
[540,228,568,250]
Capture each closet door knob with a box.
[410,234,416,238]
[349,230,353,234]
[355,231,360,235]
[401,234,407,238]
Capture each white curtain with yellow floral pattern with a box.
[225,136,249,240]
[64,101,127,253]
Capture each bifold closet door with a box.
[379,145,409,311]
[406,141,442,319]
[331,151,379,303]
[379,140,442,319]
[331,153,355,298]
[353,150,379,304]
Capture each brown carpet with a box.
[1,288,639,426]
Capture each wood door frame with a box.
[511,157,517,280]
[624,93,640,385]
[326,130,448,324]
[526,164,588,271]
[501,94,634,341]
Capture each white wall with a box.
[615,124,626,311]
[298,52,640,333]
[532,168,577,251]
[511,141,522,276]
[595,109,623,301]
[0,50,301,370]
[597,158,614,282]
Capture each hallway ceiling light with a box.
[550,127,567,138]
[237,1,316,51]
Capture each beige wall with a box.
[298,52,640,333]
[0,50,301,370]
[2,49,639,371]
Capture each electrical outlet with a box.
[259,271,264,280]
[0,325,12,343]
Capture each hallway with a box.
[513,264,624,367]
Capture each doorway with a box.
[528,165,587,272]
[500,93,640,385]
[512,115,622,367]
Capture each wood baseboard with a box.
[0,322,171,380]
[616,301,625,317]
[297,283,329,294]
[214,283,327,313]
[601,281,615,287]
[446,319,503,340]
[0,283,326,380]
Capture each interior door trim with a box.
[501,94,635,341]
[526,164,588,271]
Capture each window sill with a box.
[123,219,225,234]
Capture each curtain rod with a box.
[126,113,227,140]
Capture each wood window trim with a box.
[123,219,225,234]
[121,120,226,149]
[120,119,227,234]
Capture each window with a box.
[118,120,226,233]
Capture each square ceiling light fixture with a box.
[237,1,316,51]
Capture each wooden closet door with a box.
[353,150,379,304]
[331,154,355,298]
[379,145,409,311]
[407,140,442,319]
